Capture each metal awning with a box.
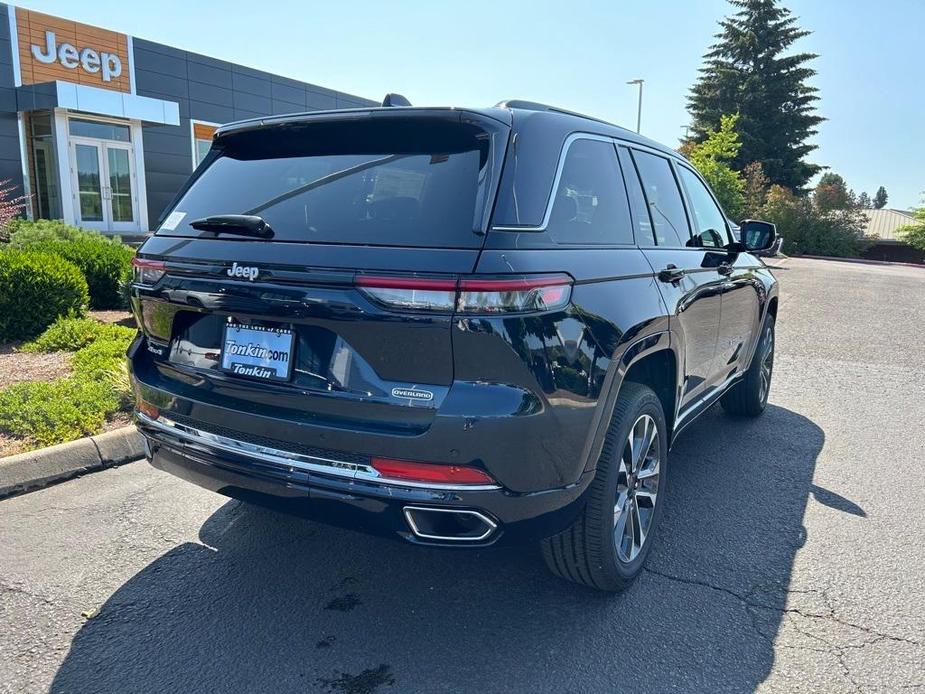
[16,81,180,126]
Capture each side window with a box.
[630,150,691,247]
[677,165,730,248]
[546,139,633,245]
[617,146,655,245]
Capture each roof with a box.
[861,208,916,241]
[214,101,680,158]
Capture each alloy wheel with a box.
[613,414,660,563]
[759,324,775,404]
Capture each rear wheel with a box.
[541,382,667,592]
[721,314,775,417]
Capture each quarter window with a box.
[546,139,633,245]
[630,150,690,247]
[677,165,729,248]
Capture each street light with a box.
[627,79,644,133]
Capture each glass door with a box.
[68,125,140,234]
[71,141,105,231]
[104,143,138,233]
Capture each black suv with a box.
[129,100,779,591]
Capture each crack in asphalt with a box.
[644,567,922,693]
[0,581,58,607]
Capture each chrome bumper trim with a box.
[136,412,501,492]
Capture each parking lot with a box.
[1,257,923,693]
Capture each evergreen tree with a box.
[857,191,872,209]
[873,186,888,209]
[688,0,824,191]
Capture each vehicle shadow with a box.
[50,405,826,694]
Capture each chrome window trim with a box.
[403,506,498,542]
[136,412,501,491]
[491,132,684,232]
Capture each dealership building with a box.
[0,4,375,235]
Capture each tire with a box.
[721,314,775,417]
[541,382,668,592]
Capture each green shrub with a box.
[0,377,119,448]
[22,316,135,352]
[73,335,134,407]
[6,218,123,246]
[761,185,870,258]
[0,317,135,449]
[0,250,88,342]
[22,238,134,310]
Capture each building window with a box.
[28,111,62,220]
[192,122,218,167]
[68,118,131,142]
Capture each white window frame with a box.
[190,119,220,169]
[55,108,149,232]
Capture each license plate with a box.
[221,323,295,382]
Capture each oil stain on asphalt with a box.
[325,593,362,612]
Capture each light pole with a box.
[627,79,644,133]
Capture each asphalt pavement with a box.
[1,257,923,693]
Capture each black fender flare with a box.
[578,330,678,476]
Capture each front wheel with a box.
[541,382,667,592]
[721,314,775,417]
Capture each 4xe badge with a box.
[226,262,259,281]
[392,386,434,402]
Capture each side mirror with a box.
[739,219,777,253]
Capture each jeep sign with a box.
[31,31,122,82]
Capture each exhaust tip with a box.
[403,506,497,542]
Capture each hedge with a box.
[0,249,88,342]
[8,219,135,309]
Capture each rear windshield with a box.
[156,118,494,248]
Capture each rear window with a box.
[156,119,495,248]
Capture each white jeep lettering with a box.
[31,31,122,82]
[226,262,259,281]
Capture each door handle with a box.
[658,264,685,283]
[717,262,733,276]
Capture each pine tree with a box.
[857,192,872,209]
[688,0,824,191]
[873,186,888,209]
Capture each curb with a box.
[0,426,144,499]
[799,255,925,269]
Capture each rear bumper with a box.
[137,412,593,547]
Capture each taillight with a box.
[131,257,166,286]
[457,275,571,314]
[356,273,572,314]
[371,457,496,485]
[356,275,457,311]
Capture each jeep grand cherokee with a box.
[128,99,779,591]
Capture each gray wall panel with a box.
[0,5,22,200]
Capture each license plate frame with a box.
[220,322,296,383]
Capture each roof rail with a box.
[494,100,615,127]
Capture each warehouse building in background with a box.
[0,4,375,235]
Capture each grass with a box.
[0,316,136,452]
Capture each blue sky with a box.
[18,0,924,209]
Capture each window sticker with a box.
[160,211,186,231]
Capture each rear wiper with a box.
[189,214,274,239]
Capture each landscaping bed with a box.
[0,220,138,458]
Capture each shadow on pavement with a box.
[50,405,828,694]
